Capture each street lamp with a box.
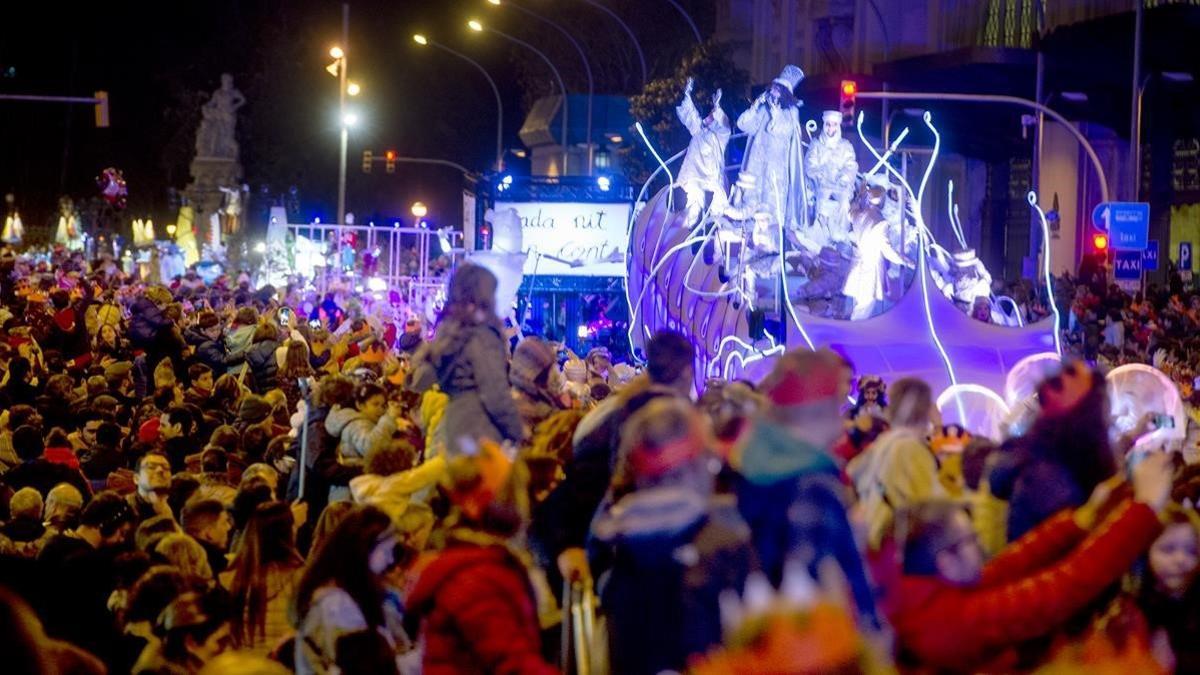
[327,43,353,229]
[468,18,570,174]
[347,81,361,96]
[411,201,428,218]
[486,0,595,174]
[1134,71,1193,199]
[412,33,504,172]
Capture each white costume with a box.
[675,81,730,227]
[2,211,23,245]
[736,65,809,241]
[844,175,910,319]
[806,111,858,244]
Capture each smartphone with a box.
[309,318,322,329]
[278,307,291,327]
[1154,413,1175,429]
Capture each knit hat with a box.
[510,337,556,394]
[9,487,43,519]
[237,394,272,425]
[444,439,514,521]
[138,417,162,444]
[104,361,134,384]
[762,350,846,408]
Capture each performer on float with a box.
[806,111,859,245]
[675,77,730,229]
[2,211,23,247]
[736,65,810,247]
[843,174,914,320]
[54,197,85,252]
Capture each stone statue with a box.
[195,74,245,159]
[806,111,859,245]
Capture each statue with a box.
[843,174,914,319]
[675,77,730,229]
[735,65,809,247]
[195,74,245,159]
[806,111,859,245]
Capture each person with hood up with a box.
[244,323,282,393]
[592,397,757,675]
[509,336,567,437]
[734,349,881,629]
[423,264,523,454]
[224,306,259,376]
[406,440,557,675]
[323,382,401,502]
[184,311,245,375]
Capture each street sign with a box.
[1143,240,1159,271]
[1092,201,1150,251]
[1114,250,1144,281]
[1182,242,1194,272]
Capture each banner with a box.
[495,201,630,276]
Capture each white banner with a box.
[495,201,630,276]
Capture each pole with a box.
[425,40,504,172]
[1134,75,1151,201]
[578,0,647,88]
[499,2,595,174]
[1032,0,1046,263]
[488,27,570,174]
[336,3,350,232]
[1130,0,1144,201]
[857,90,1111,204]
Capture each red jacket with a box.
[889,501,1162,672]
[408,544,556,675]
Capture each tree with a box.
[622,40,751,186]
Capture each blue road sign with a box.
[1144,240,1159,271]
[1182,242,1194,272]
[1114,250,1143,280]
[1092,202,1150,251]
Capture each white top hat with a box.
[772,64,805,92]
[822,110,843,123]
[952,249,980,265]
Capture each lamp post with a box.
[469,19,570,174]
[1133,71,1193,200]
[413,34,504,172]
[577,0,647,88]
[486,0,594,174]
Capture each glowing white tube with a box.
[1027,191,1063,356]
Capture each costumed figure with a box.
[174,206,200,266]
[843,174,914,320]
[848,375,887,420]
[806,111,859,245]
[218,184,244,237]
[468,207,527,329]
[132,219,156,248]
[947,249,993,312]
[159,242,187,282]
[735,65,810,249]
[3,212,23,247]
[675,77,731,229]
[54,197,85,252]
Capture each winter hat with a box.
[444,439,514,522]
[9,487,43,519]
[104,361,134,385]
[53,308,76,333]
[138,417,162,444]
[762,350,846,409]
[237,394,272,425]
[510,337,556,394]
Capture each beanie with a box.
[238,395,272,425]
[510,337,556,394]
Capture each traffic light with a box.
[94,90,110,128]
[1092,233,1109,252]
[362,150,373,173]
[839,80,857,126]
[385,150,396,174]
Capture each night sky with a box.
[0,0,711,239]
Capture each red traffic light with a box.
[841,80,857,96]
[1092,233,1109,251]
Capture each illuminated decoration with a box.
[1107,363,1186,450]
[174,206,201,266]
[937,383,1011,440]
[55,196,85,252]
[96,167,128,209]
[2,211,24,246]
[1027,191,1063,356]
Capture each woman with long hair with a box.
[425,264,523,454]
[93,322,130,365]
[221,501,304,656]
[293,505,412,674]
[324,382,403,502]
[279,339,314,413]
[207,374,244,424]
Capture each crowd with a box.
[0,245,1198,674]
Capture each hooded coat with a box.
[592,487,756,675]
[429,321,523,453]
[323,405,396,501]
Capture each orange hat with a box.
[447,440,514,520]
